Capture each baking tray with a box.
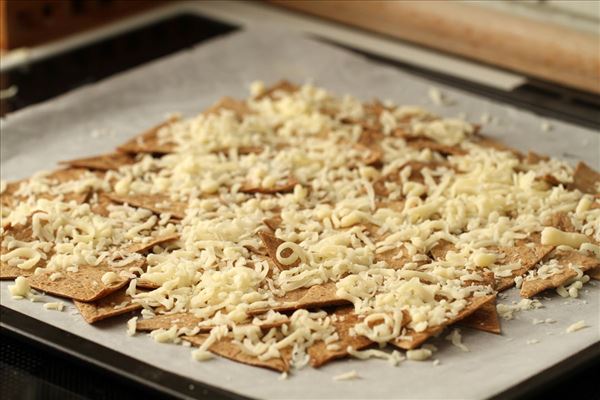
[1,26,599,400]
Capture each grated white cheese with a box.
[332,370,360,381]
[566,320,588,333]
[43,302,64,311]
[127,317,138,336]
[446,329,469,352]
[406,348,433,361]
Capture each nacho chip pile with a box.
[1,81,599,373]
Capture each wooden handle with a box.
[269,0,600,94]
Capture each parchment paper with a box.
[1,29,599,400]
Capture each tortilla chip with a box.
[136,312,204,331]
[125,234,179,254]
[59,152,135,171]
[136,279,161,289]
[526,151,549,164]
[407,139,466,156]
[106,193,187,219]
[257,230,299,270]
[374,161,451,196]
[90,193,115,217]
[240,177,298,195]
[392,294,496,350]
[182,335,292,372]
[520,250,600,298]
[473,134,522,157]
[117,117,179,154]
[74,287,142,324]
[494,240,555,291]
[1,169,93,211]
[213,146,264,156]
[204,97,251,119]
[587,267,600,280]
[27,261,141,302]
[430,239,456,260]
[308,306,372,367]
[459,296,501,334]
[248,282,349,315]
[137,312,289,332]
[571,162,600,194]
[353,144,383,168]
[263,216,283,232]
[255,80,299,100]
[1,213,52,279]
[546,211,575,232]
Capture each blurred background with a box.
[0,0,599,122]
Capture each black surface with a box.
[1,306,248,400]
[1,11,599,400]
[0,14,237,116]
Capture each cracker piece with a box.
[374,161,451,196]
[90,193,115,217]
[1,169,92,211]
[494,239,555,291]
[355,144,383,167]
[248,282,349,315]
[75,287,143,323]
[27,261,140,302]
[407,139,466,156]
[255,80,299,100]
[204,97,251,119]
[459,296,501,334]
[257,231,298,270]
[106,193,187,219]
[137,312,204,331]
[308,306,372,367]
[587,267,600,280]
[125,234,179,254]
[392,294,496,350]
[546,211,576,232]
[136,279,161,289]
[137,312,289,332]
[183,335,292,372]
[240,178,298,195]
[571,162,600,194]
[263,216,283,232]
[473,135,522,157]
[520,250,600,298]
[213,146,263,156]
[117,118,179,154]
[1,214,51,279]
[526,151,549,164]
[430,240,456,260]
[59,152,135,171]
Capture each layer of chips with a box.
[2,81,598,375]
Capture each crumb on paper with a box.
[407,348,433,361]
[541,120,552,132]
[192,348,214,361]
[428,86,455,106]
[566,320,588,333]
[333,370,360,381]
[433,359,441,366]
[278,371,288,381]
[8,276,39,301]
[446,328,469,352]
[43,302,65,311]
[127,317,138,336]
[526,339,540,345]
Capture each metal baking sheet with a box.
[1,29,599,400]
